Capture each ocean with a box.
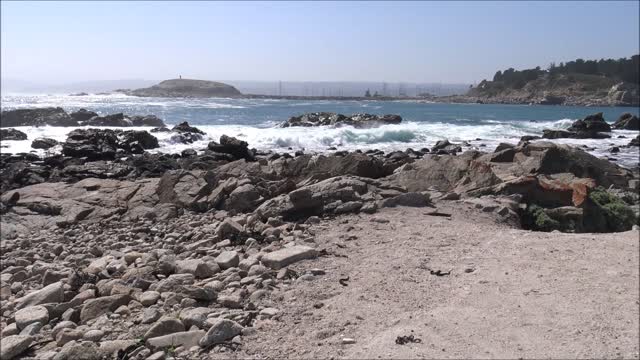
[1,93,639,167]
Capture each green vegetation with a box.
[487,55,639,90]
[524,204,561,232]
[586,188,637,232]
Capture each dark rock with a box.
[129,115,166,127]
[31,137,59,150]
[431,139,461,154]
[62,129,119,160]
[629,135,640,147]
[151,127,171,133]
[207,135,254,161]
[1,128,28,141]
[1,107,76,127]
[69,109,98,122]
[280,112,402,128]
[83,113,131,127]
[118,131,160,153]
[170,122,205,144]
[61,129,158,159]
[612,113,639,130]
[494,143,515,152]
[567,112,611,133]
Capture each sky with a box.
[1,1,639,85]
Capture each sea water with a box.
[1,93,638,167]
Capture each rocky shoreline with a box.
[1,108,639,359]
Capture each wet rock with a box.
[1,128,28,141]
[1,107,76,127]
[69,109,98,122]
[281,112,402,128]
[611,112,639,130]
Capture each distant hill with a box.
[463,55,639,106]
[123,79,242,98]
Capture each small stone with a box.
[139,291,161,306]
[142,308,162,324]
[342,337,356,344]
[215,251,239,270]
[83,329,105,342]
[15,305,49,330]
[56,328,83,346]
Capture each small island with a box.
[120,78,242,98]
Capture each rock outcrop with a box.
[612,112,639,130]
[0,108,166,127]
[124,79,242,98]
[280,112,402,128]
[543,112,612,139]
[1,128,28,141]
[1,108,76,127]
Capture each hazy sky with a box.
[2,1,639,84]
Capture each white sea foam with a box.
[3,121,637,168]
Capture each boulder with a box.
[170,122,206,144]
[0,335,33,360]
[431,139,462,154]
[31,137,59,150]
[62,129,119,160]
[83,113,132,127]
[15,305,49,330]
[198,319,243,347]
[544,113,612,139]
[1,107,76,127]
[612,113,639,130]
[207,135,254,161]
[70,109,98,122]
[118,130,159,153]
[260,246,318,270]
[129,115,166,127]
[1,128,28,141]
[15,281,64,309]
[629,135,640,147]
[80,294,131,323]
[254,176,375,221]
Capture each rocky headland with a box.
[0,109,639,359]
[119,79,242,98]
[433,55,640,107]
